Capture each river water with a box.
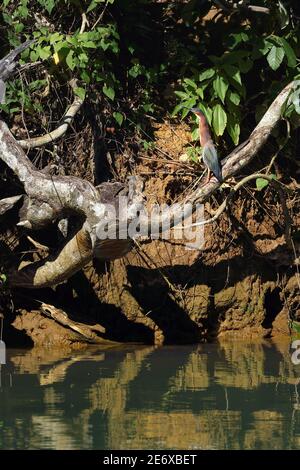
[0,340,300,449]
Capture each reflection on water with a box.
[0,340,300,450]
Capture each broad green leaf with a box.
[227,90,240,106]
[37,0,55,14]
[191,126,199,141]
[267,46,285,71]
[256,178,269,190]
[83,41,97,48]
[212,104,227,136]
[276,37,297,67]
[292,322,300,334]
[142,103,154,113]
[232,69,242,86]
[30,50,39,62]
[223,65,244,96]
[103,85,115,100]
[184,78,197,89]
[258,39,272,56]
[182,98,196,109]
[78,52,89,64]
[87,0,108,12]
[80,70,91,83]
[66,50,76,70]
[53,41,68,52]
[196,87,204,99]
[17,4,29,18]
[199,68,215,81]
[49,32,64,44]
[229,32,249,49]
[37,46,51,60]
[227,114,240,145]
[172,103,184,116]
[180,98,197,118]
[15,23,24,33]
[256,174,276,191]
[174,90,189,99]
[45,0,55,14]
[74,87,86,101]
[287,89,300,115]
[87,1,98,13]
[113,111,124,126]
[213,76,228,103]
[198,104,212,126]
[66,36,78,46]
[181,107,189,119]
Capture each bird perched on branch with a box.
[189,107,223,184]
[0,39,34,104]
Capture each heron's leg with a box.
[206,169,211,183]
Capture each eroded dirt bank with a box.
[2,121,298,348]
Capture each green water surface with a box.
[0,340,300,449]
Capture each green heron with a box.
[190,107,222,184]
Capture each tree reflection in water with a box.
[0,340,300,450]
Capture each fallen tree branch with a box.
[40,302,106,343]
[17,79,84,149]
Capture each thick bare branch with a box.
[10,228,93,288]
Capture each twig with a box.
[92,0,109,30]
[173,173,291,231]
[27,235,49,253]
[17,79,84,149]
[247,5,270,14]
[80,13,89,34]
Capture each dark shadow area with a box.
[2,315,34,348]
[126,265,202,344]
[262,287,283,329]
[59,269,154,344]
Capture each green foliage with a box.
[0,0,164,123]
[113,111,123,126]
[0,78,46,114]
[291,320,300,335]
[173,1,300,146]
[186,146,201,163]
[0,0,299,144]
[283,81,300,118]
[256,174,277,191]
